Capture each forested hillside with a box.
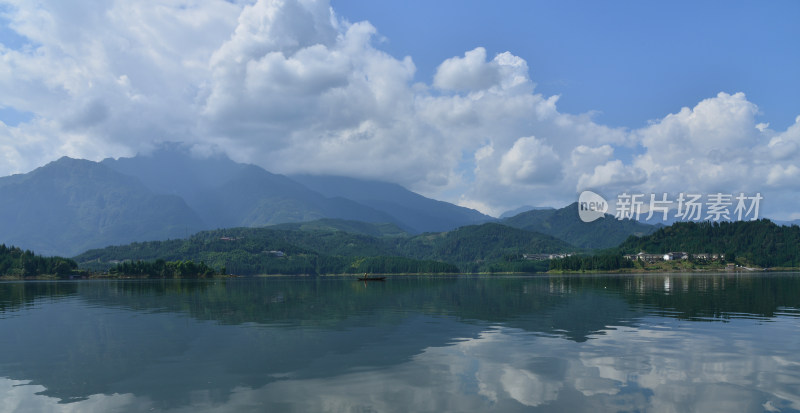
[398,223,576,272]
[502,202,655,249]
[75,221,575,275]
[0,245,78,277]
[617,220,800,268]
[268,219,409,238]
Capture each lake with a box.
[1,274,799,412]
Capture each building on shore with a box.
[523,253,573,261]
[624,251,726,262]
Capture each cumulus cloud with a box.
[767,164,800,188]
[578,160,647,191]
[0,0,799,218]
[570,144,613,169]
[638,92,760,158]
[434,47,501,91]
[498,136,562,185]
[0,0,241,164]
[623,91,795,212]
[767,116,800,160]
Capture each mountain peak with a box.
[0,157,203,256]
[502,202,655,250]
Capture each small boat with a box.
[357,273,386,281]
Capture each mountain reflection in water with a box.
[0,274,798,412]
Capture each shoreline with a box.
[2,267,799,281]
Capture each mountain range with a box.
[1,144,662,258]
[0,146,494,256]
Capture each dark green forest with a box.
[395,223,576,272]
[549,254,635,271]
[75,221,573,275]
[109,259,221,278]
[617,220,800,268]
[0,244,78,277]
[551,220,800,271]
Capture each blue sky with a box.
[333,0,800,130]
[1,0,799,218]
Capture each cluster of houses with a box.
[623,251,725,263]
[523,253,573,261]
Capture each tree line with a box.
[75,223,574,275]
[0,244,78,277]
[551,219,800,271]
[617,220,800,268]
[107,255,459,277]
[109,259,221,278]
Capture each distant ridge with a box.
[502,202,656,250]
[0,157,204,256]
[773,219,800,227]
[102,146,398,229]
[499,205,554,219]
[290,174,494,233]
[0,145,501,256]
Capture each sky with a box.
[1,0,799,218]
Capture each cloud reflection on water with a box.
[4,314,798,413]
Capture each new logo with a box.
[578,191,608,223]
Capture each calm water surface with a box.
[1,273,799,412]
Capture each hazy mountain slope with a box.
[498,205,554,219]
[101,144,246,206]
[290,175,494,233]
[104,148,409,230]
[104,147,494,233]
[503,202,656,250]
[0,157,204,256]
[194,165,401,228]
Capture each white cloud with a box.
[433,47,501,91]
[432,47,532,94]
[630,92,772,194]
[498,136,562,185]
[570,144,613,169]
[638,92,759,158]
[0,0,799,218]
[0,0,241,168]
[578,160,647,191]
[767,164,800,188]
[767,116,800,160]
